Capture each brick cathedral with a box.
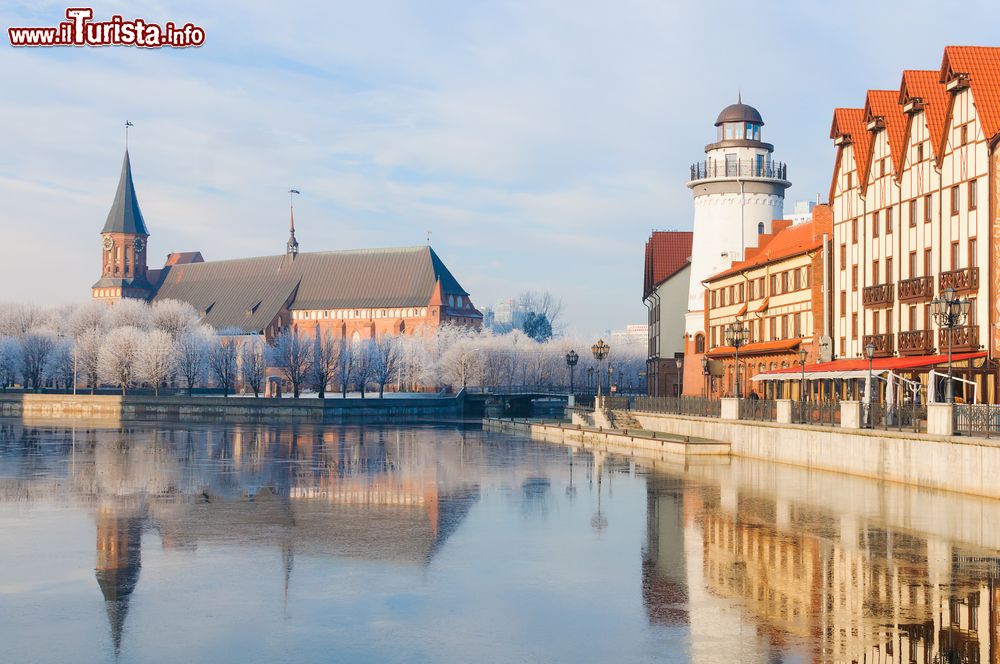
[92,150,482,340]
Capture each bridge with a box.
[461,386,639,418]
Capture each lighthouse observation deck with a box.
[688,159,788,183]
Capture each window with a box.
[951,186,960,215]
[969,238,978,269]
[840,290,846,312]
[924,249,932,277]
[757,221,765,235]
[755,154,764,175]
[969,298,978,326]
[794,269,802,290]
[840,337,846,356]
[908,306,917,331]
[951,241,960,270]
[872,212,880,237]
[886,311,893,336]
[961,124,968,146]
[770,274,777,294]
[840,245,847,269]
[908,200,917,227]
[909,252,917,278]
[695,334,705,353]
[847,172,853,189]
[873,313,880,335]
[880,158,886,177]
[780,316,788,339]
[923,303,931,328]
[769,317,777,340]
[885,207,893,235]
[794,313,802,337]
[925,194,933,224]
[969,179,978,210]
[917,143,924,162]
[851,313,858,337]
[851,218,858,243]
[885,257,893,283]
[852,265,858,289]
[873,260,880,284]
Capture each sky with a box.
[1,1,999,337]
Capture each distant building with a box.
[782,200,817,224]
[643,231,693,396]
[610,324,648,348]
[91,150,482,339]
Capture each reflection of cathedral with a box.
[643,469,1000,664]
[95,504,143,655]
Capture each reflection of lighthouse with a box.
[683,97,791,394]
[95,503,143,655]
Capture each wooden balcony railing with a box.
[939,325,980,352]
[939,267,979,293]
[898,329,935,356]
[898,276,934,303]
[862,283,894,308]
[863,333,895,357]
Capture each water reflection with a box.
[4,419,1000,662]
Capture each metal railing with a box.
[632,396,722,417]
[863,402,927,433]
[739,398,776,421]
[954,404,1000,438]
[792,400,841,426]
[602,396,632,412]
[689,159,788,181]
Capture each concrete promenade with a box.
[0,392,464,422]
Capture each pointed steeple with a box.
[287,189,300,258]
[102,150,149,236]
[737,89,742,105]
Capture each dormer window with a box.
[866,116,885,132]
[946,72,970,92]
[902,97,924,114]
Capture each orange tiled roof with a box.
[704,212,828,283]
[865,90,907,176]
[643,231,693,298]
[705,338,802,358]
[829,108,869,197]
[941,46,1000,144]
[899,70,950,162]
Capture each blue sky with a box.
[1,1,999,336]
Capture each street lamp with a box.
[864,340,876,405]
[724,321,749,398]
[565,350,579,395]
[701,356,710,397]
[591,339,610,397]
[798,347,808,408]
[931,286,972,403]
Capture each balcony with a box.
[898,276,934,303]
[689,159,788,182]
[939,325,980,353]
[898,330,935,356]
[862,283,895,308]
[863,333,895,358]
[939,267,979,294]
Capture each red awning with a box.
[764,351,986,375]
[755,296,770,313]
[705,338,801,358]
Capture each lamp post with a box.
[798,347,808,409]
[864,339,876,403]
[724,321,749,398]
[587,367,594,392]
[565,350,579,395]
[931,286,971,403]
[701,356,709,397]
[591,339,610,398]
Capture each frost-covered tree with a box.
[240,335,267,398]
[137,329,177,396]
[46,338,76,391]
[371,334,402,398]
[108,299,152,331]
[175,328,211,396]
[338,338,354,397]
[98,326,144,396]
[208,336,241,397]
[309,330,340,399]
[151,299,200,339]
[271,328,312,398]
[0,302,47,337]
[20,333,56,392]
[75,328,104,393]
[0,337,21,390]
[353,339,375,399]
[68,301,110,339]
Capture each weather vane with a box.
[125,120,134,149]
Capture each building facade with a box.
[92,150,482,340]
[643,231,692,396]
[701,208,833,398]
[682,98,792,396]
[826,46,1000,401]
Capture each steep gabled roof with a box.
[899,70,950,162]
[864,90,907,176]
[643,231,693,298]
[941,46,1000,144]
[152,245,472,333]
[829,108,867,200]
[102,151,149,236]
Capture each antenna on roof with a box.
[287,188,300,258]
[737,90,742,105]
[125,120,134,150]
[426,230,432,246]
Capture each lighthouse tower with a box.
[682,97,791,393]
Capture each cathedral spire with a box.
[287,189,300,257]
[102,150,149,236]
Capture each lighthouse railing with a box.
[689,159,787,182]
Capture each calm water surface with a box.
[1,417,999,663]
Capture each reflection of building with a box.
[642,231,692,396]
[92,150,482,339]
[95,503,143,655]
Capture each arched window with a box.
[695,334,705,354]
[758,222,765,235]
